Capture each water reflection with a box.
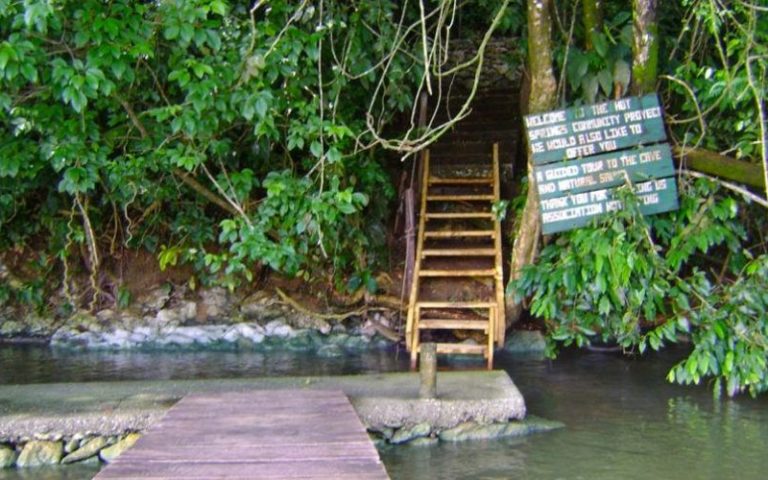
[1,345,767,479]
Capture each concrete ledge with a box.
[0,371,525,442]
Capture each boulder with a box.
[0,444,16,468]
[504,330,547,354]
[239,291,276,319]
[101,329,132,348]
[99,433,141,463]
[390,423,432,444]
[63,437,80,454]
[198,287,231,321]
[67,311,102,332]
[96,309,117,324]
[155,308,185,327]
[316,344,344,358]
[438,422,507,442]
[23,313,55,336]
[16,440,63,467]
[138,284,172,313]
[407,437,439,447]
[524,415,565,433]
[264,320,295,338]
[0,320,24,336]
[61,436,107,464]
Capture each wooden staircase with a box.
[405,144,506,369]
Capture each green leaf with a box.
[164,25,180,40]
[310,141,323,158]
[597,69,613,96]
[209,0,229,16]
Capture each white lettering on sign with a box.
[582,160,604,174]
[528,124,569,141]
[566,144,597,158]
[542,204,603,222]
[571,114,622,132]
[540,197,570,210]
[525,110,567,128]
[546,136,577,150]
[544,165,579,180]
[539,182,556,193]
[639,149,662,163]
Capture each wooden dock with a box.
[95,390,389,480]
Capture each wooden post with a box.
[419,342,437,399]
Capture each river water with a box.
[1,344,767,479]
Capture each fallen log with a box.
[674,147,765,189]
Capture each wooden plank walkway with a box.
[95,390,389,480]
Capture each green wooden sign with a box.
[523,94,680,235]
[525,94,666,165]
[540,178,679,235]
[534,144,674,200]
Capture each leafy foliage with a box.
[513,178,768,396]
[0,0,420,303]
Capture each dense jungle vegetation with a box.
[0,0,766,396]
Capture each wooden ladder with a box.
[405,143,506,369]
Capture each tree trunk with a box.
[582,0,603,50]
[631,0,659,95]
[506,0,558,326]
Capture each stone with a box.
[76,455,101,466]
[178,301,197,322]
[16,440,63,467]
[99,433,141,463]
[438,422,507,442]
[264,320,295,338]
[198,287,230,320]
[524,415,565,434]
[61,436,107,464]
[156,308,185,327]
[390,422,432,444]
[501,421,531,437]
[408,437,439,447]
[102,329,132,348]
[316,344,344,358]
[0,445,16,468]
[0,320,24,336]
[359,320,378,338]
[138,284,172,313]
[23,313,55,335]
[344,335,371,351]
[240,291,275,317]
[63,311,102,333]
[504,330,547,353]
[96,309,117,323]
[63,438,80,454]
[327,333,349,345]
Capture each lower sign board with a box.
[539,177,679,235]
[534,144,674,200]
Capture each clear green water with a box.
[1,345,767,479]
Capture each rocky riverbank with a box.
[0,432,140,469]
[0,286,398,355]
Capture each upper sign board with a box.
[524,94,666,164]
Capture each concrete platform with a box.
[0,371,525,442]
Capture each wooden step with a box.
[428,177,493,186]
[422,248,495,257]
[429,343,487,355]
[426,194,494,201]
[416,301,496,309]
[419,269,495,277]
[424,230,495,238]
[419,319,489,331]
[425,212,493,220]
